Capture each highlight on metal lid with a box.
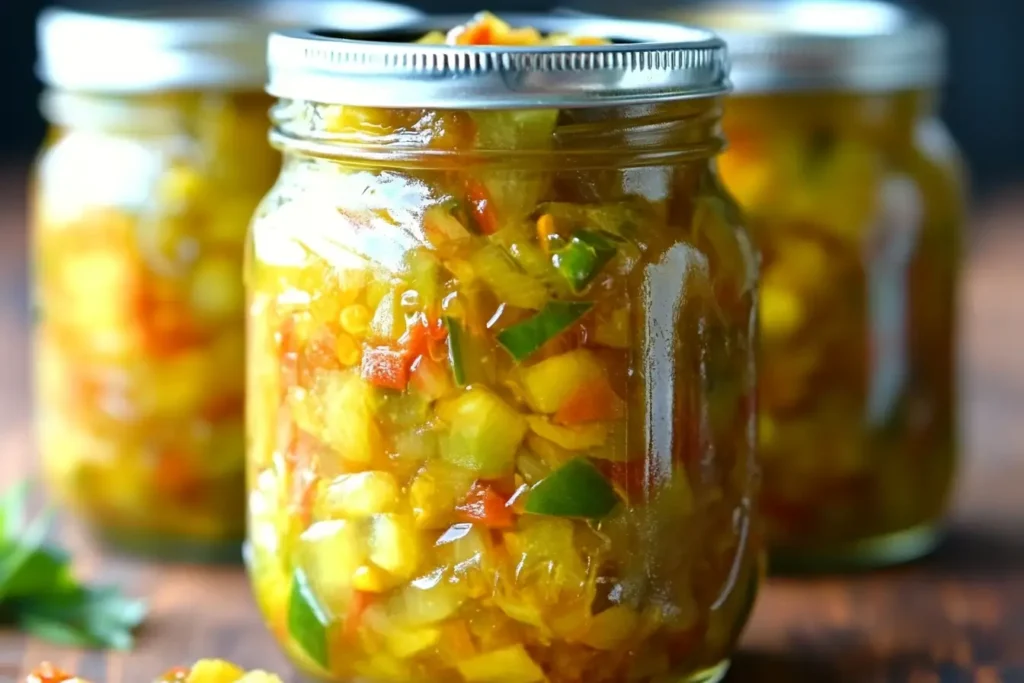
[656,0,946,93]
[37,0,425,92]
[265,13,731,110]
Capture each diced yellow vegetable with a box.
[409,461,476,529]
[61,249,136,331]
[299,520,367,611]
[494,594,548,632]
[759,283,805,341]
[388,580,466,627]
[470,244,549,310]
[352,564,391,593]
[237,673,286,683]
[316,370,383,463]
[505,517,587,593]
[527,416,609,451]
[186,659,246,683]
[370,514,421,579]
[591,304,630,349]
[457,645,546,683]
[353,654,412,682]
[386,627,442,658]
[190,255,244,321]
[579,606,639,650]
[318,472,400,519]
[334,332,361,366]
[439,388,527,477]
[520,349,607,414]
[340,303,371,336]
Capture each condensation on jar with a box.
[245,13,761,683]
[31,1,422,561]
[673,0,966,570]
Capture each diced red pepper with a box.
[410,354,454,401]
[345,590,374,638]
[154,452,200,501]
[363,316,449,391]
[450,20,495,45]
[201,394,244,422]
[465,179,499,235]
[361,346,409,390]
[299,328,343,385]
[400,313,447,359]
[286,430,321,527]
[134,280,202,357]
[456,481,516,529]
[554,379,626,425]
[27,664,77,683]
[276,319,300,391]
[154,666,191,683]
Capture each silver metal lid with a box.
[37,1,425,92]
[266,14,730,109]
[652,0,946,93]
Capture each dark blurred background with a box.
[1,0,1021,200]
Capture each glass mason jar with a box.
[669,0,965,570]
[246,14,761,683]
[32,1,422,561]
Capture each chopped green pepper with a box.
[553,230,617,293]
[288,569,330,669]
[445,317,467,386]
[497,301,593,362]
[525,457,619,519]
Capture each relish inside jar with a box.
[32,2,423,560]
[665,0,965,570]
[718,89,963,569]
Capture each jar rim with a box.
[36,0,424,93]
[562,0,945,94]
[266,13,732,109]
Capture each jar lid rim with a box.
[622,0,946,93]
[36,0,425,93]
[265,13,732,109]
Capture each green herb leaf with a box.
[1,547,73,599]
[497,301,593,362]
[10,583,147,651]
[0,480,29,540]
[0,481,147,651]
[0,508,53,603]
[288,569,330,669]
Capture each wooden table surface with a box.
[0,171,1022,683]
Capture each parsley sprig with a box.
[0,482,146,649]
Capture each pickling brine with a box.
[246,13,761,683]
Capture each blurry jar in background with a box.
[32,1,422,561]
[246,14,761,683]
[672,0,966,570]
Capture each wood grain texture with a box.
[0,168,1021,683]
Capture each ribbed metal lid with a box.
[37,1,425,92]
[266,13,731,109]
[561,1,945,93]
